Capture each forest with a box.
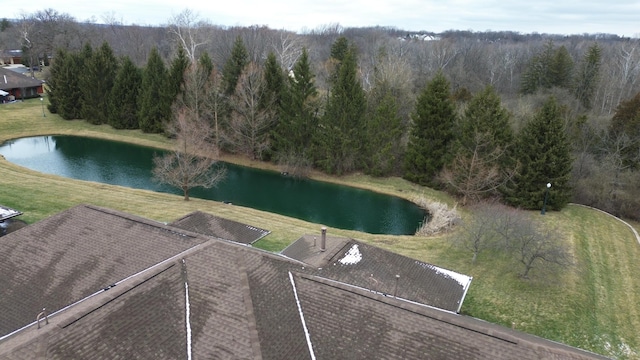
[2,9,640,220]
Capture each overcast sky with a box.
[5,0,640,37]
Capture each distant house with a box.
[0,50,22,66]
[0,66,44,101]
[0,205,608,359]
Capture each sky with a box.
[5,0,640,37]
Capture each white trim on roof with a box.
[288,272,316,360]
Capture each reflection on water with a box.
[0,136,426,235]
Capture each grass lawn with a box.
[1,98,639,358]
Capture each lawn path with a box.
[570,203,640,245]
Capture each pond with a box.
[0,136,427,235]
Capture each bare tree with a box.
[510,221,571,279]
[168,9,209,63]
[152,108,226,201]
[226,62,275,159]
[439,132,516,205]
[455,202,502,263]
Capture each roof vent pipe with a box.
[320,227,327,252]
[37,308,49,329]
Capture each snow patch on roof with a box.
[338,244,362,265]
[418,261,471,287]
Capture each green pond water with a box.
[0,136,426,234]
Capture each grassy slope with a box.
[1,99,638,358]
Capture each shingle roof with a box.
[0,205,609,359]
[171,210,270,244]
[0,67,43,90]
[283,235,472,313]
[0,204,206,339]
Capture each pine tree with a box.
[574,43,601,109]
[458,85,514,161]
[443,86,515,203]
[272,48,319,161]
[47,48,84,120]
[198,51,214,78]
[261,52,285,157]
[364,88,404,177]
[313,45,366,175]
[521,41,574,94]
[169,46,190,99]
[222,36,248,96]
[80,42,118,124]
[403,71,457,187]
[139,47,171,133]
[108,56,142,129]
[505,96,572,210]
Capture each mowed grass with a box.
[1,99,639,358]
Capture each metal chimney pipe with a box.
[320,227,327,252]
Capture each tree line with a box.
[4,9,640,219]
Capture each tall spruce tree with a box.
[169,46,190,99]
[46,48,84,120]
[443,86,515,203]
[505,96,572,210]
[574,44,601,109]
[139,47,171,133]
[108,56,142,129]
[262,52,285,157]
[272,48,319,161]
[222,36,248,96]
[403,71,457,187]
[80,42,118,124]
[364,87,404,176]
[458,85,514,161]
[313,45,366,175]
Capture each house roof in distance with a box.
[0,204,609,359]
[0,204,21,221]
[0,66,43,90]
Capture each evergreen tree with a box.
[262,52,286,159]
[139,47,171,133]
[108,56,142,129]
[550,46,574,89]
[574,43,601,109]
[313,46,366,175]
[403,71,457,187]
[198,51,214,78]
[80,42,118,124]
[222,36,248,96]
[46,48,83,120]
[521,41,574,94]
[364,88,404,176]
[444,86,515,203]
[45,48,66,115]
[169,46,190,99]
[272,48,319,161]
[458,85,514,161]
[505,97,572,210]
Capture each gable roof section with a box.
[0,67,42,90]
[283,235,472,313]
[291,273,607,360]
[171,210,270,244]
[0,204,207,339]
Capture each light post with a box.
[541,182,551,215]
[40,97,45,117]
